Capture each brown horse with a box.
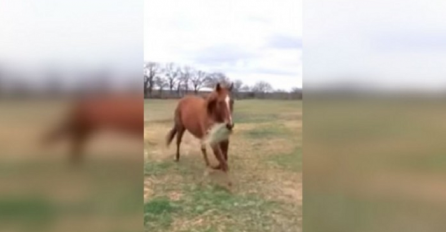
[41,93,143,163]
[166,83,234,172]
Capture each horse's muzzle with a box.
[226,123,234,131]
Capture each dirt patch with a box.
[280,179,303,204]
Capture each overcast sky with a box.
[144,0,302,90]
[305,0,446,91]
[3,1,446,92]
[0,0,142,87]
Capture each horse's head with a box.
[206,82,235,130]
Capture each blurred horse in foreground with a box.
[41,93,143,163]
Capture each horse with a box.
[166,83,234,172]
[41,93,143,163]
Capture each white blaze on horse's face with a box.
[225,95,233,125]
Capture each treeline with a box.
[144,62,302,100]
[0,67,139,99]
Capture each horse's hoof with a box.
[211,164,222,170]
[203,168,210,177]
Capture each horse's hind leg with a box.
[175,126,185,162]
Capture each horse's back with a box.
[178,95,205,108]
[73,94,143,134]
[175,95,206,137]
[79,94,142,118]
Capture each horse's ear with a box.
[215,83,222,92]
[228,82,233,92]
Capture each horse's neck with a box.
[205,115,223,128]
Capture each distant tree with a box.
[155,76,168,97]
[190,70,207,94]
[273,89,288,99]
[205,72,231,88]
[252,81,273,92]
[252,81,273,98]
[164,62,180,94]
[275,89,287,93]
[240,85,251,92]
[291,87,303,99]
[179,66,193,94]
[144,62,160,97]
[291,87,302,93]
[232,79,243,98]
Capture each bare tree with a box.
[291,87,302,93]
[240,85,251,92]
[155,76,168,97]
[205,72,231,88]
[164,62,180,95]
[144,62,160,98]
[179,66,193,94]
[232,79,243,98]
[176,80,182,97]
[272,89,288,99]
[190,70,207,94]
[252,81,273,98]
[291,87,303,99]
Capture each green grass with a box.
[0,197,56,224]
[304,98,446,232]
[0,100,142,232]
[145,160,175,176]
[267,149,303,173]
[146,183,295,232]
[145,99,302,232]
[245,123,292,139]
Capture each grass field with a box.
[0,100,142,232]
[304,99,446,232]
[144,99,302,232]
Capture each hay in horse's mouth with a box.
[203,123,232,146]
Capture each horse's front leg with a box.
[211,144,228,172]
[220,140,229,161]
[200,144,211,167]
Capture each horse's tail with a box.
[166,106,182,147]
[166,126,177,147]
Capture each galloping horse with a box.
[166,83,234,172]
[41,94,143,163]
